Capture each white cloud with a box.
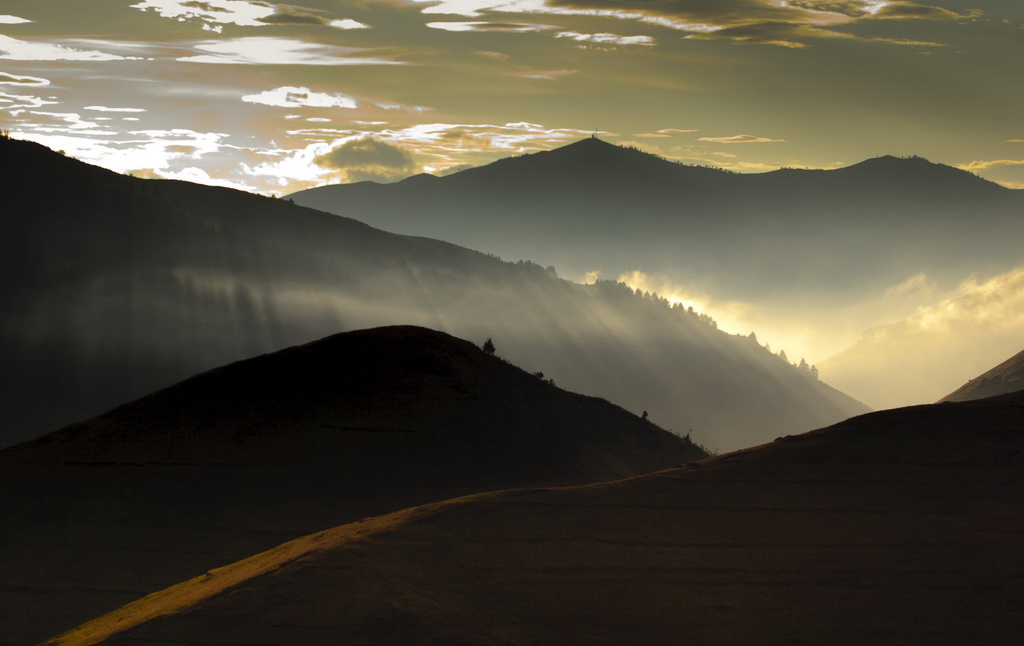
[426,21,556,32]
[0,91,58,110]
[555,31,655,46]
[241,142,337,188]
[159,165,255,191]
[130,0,276,31]
[414,0,548,18]
[633,128,698,138]
[84,105,147,113]
[374,101,431,112]
[0,72,49,86]
[697,134,785,144]
[512,69,578,80]
[329,18,370,29]
[0,15,31,24]
[177,37,403,65]
[242,86,358,109]
[0,35,138,61]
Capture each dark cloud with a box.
[259,12,325,25]
[182,1,230,13]
[686,22,843,47]
[546,0,821,26]
[545,0,959,46]
[314,137,418,183]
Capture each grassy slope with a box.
[0,326,704,646]
[53,392,1024,645]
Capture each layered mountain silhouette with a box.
[0,325,706,646]
[290,137,1024,302]
[0,136,866,451]
[942,347,1024,402]
[50,391,1024,646]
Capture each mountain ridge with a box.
[288,137,1023,305]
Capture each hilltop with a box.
[0,325,704,645]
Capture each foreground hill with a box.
[52,392,1024,646]
[289,137,1024,301]
[0,326,705,646]
[0,135,866,451]
[942,347,1024,402]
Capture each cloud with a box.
[426,21,557,32]
[957,159,1024,172]
[19,111,106,132]
[242,86,358,108]
[177,37,404,65]
[555,31,656,46]
[314,137,419,183]
[0,91,59,111]
[329,19,370,29]
[413,0,960,46]
[0,35,140,61]
[867,2,960,20]
[697,134,785,144]
[821,267,1024,408]
[258,10,370,29]
[0,15,31,24]
[634,128,697,138]
[0,72,49,86]
[511,69,578,80]
[131,0,276,32]
[475,50,512,60]
[84,105,147,113]
[412,0,548,18]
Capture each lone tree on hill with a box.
[482,338,496,355]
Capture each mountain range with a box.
[0,325,705,645]
[0,135,865,452]
[48,386,1024,645]
[289,137,1024,303]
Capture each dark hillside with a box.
[52,391,1024,646]
[0,325,704,645]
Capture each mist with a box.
[0,137,865,453]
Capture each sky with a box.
[1,0,1023,196]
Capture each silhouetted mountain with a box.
[289,139,1024,301]
[53,392,1024,646]
[0,136,866,452]
[941,347,1024,402]
[0,325,705,645]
